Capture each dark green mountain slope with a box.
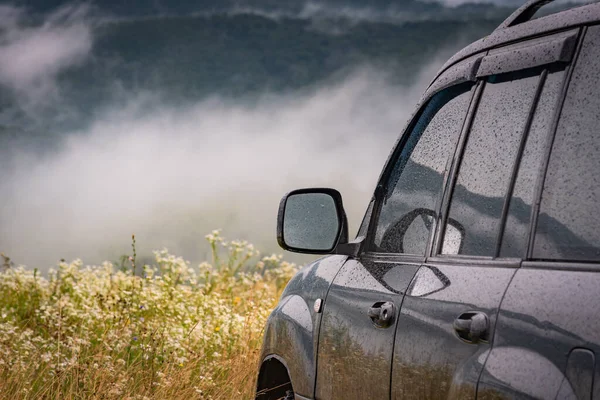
[86,13,500,97]
[0,11,502,135]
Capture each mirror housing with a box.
[277,188,349,254]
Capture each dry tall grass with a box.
[0,231,296,399]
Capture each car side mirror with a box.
[277,188,349,254]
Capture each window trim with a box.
[431,81,485,257]
[523,260,600,272]
[494,70,549,257]
[428,256,521,269]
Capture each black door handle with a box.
[453,311,489,343]
[368,302,395,328]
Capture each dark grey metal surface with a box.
[315,258,419,399]
[392,263,517,399]
[478,266,600,400]
[259,255,348,398]
[476,30,577,77]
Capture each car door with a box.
[315,58,479,400]
[478,25,600,400]
[389,30,580,400]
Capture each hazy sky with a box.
[0,5,91,116]
[0,3,446,269]
[0,0,595,269]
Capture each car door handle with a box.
[453,311,489,343]
[368,302,395,328]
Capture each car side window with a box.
[372,83,473,254]
[533,26,600,262]
[442,70,542,256]
[499,68,566,258]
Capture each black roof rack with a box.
[497,0,556,30]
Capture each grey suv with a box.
[256,1,600,399]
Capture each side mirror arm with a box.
[335,236,365,258]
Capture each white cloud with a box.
[0,64,442,269]
[0,5,92,111]
[225,0,498,26]
[0,3,457,269]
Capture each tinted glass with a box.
[534,26,600,262]
[373,84,473,254]
[500,69,566,258]
[444,71,540,256]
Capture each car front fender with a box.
[260,254,348,399]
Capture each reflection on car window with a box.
[373,83,473,254]
[444,70,541,256]
[534,26,600,262]
[407,266,451,297]
[500,69,566,258]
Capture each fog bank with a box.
[0,3,454,270]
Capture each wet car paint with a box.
[479,266,600,400]
[316,258,420,399]
[392,263,517,399]
[260,255,348,399]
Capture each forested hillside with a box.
[0,1,510,136]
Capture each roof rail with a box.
[497,0,555,30]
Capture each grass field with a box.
[0,231,295,399]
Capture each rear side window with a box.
[372,84,473,254]
[500,68,567,258]
[534,26,600,262]
[443,70,541,256]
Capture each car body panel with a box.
[391,263,517,399]
[260,255,348,398]
[315,258,420,399]
[478,266,600,400]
